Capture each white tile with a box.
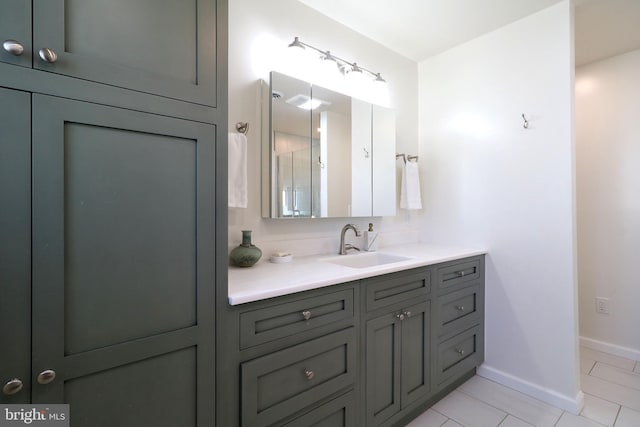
[556,412,607,427]
[581,348,636,371]
[615,406,640,427]
[458,376,561,427]
[591,362,640,391]
[405,409,448,427]
[432,390,507,427]
[441,420,464,427]
[498,415,534,426]
[581,393,620,426]
[581,353,597,374]
[581,373,640,412]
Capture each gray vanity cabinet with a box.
[1,0,217,105]
[433,257,485,390]
[224,255,485,427]
[283,390,356,427]
[362,269,432,427]
[241,328,357,427]
[225,283,359,427]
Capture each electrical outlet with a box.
[595,297,610,314]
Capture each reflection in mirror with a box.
[270,73,313,217]
[262,71,396,219]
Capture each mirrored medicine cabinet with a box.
[261,71,396,219]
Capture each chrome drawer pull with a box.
[455,305,465,311]
[3,40,24,56]
[37,369,56,385]
[2,378,23,395]
[455,348,465,356]
[304,369,315,380]
[302,310,312,321]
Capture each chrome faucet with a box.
[339,224,361,255]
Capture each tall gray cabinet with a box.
[0,2,227,426]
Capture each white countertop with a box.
[228,243,487,305]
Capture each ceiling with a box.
[574,0,640,66]
[298,0,640,66]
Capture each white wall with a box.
[418,1,581,412]
[576,49,640,360]
[228,0,421,256]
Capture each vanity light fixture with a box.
[287,36,387,86]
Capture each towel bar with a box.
[396,153,419,163]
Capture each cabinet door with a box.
[0,1,32,67]
[0,88,31,404]
[31,94,216,427]
[32,0,217,106]
[365,312,401,426]
[401,301,431,408]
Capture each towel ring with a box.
[236,122,249,135]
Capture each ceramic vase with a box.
[230,230,262,267]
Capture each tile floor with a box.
[406,347,640,427]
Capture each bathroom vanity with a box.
[220,246,485,426]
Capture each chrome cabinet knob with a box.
[3,40,24,56]
[457,270,465,277]
[455,348,465,356]
[302,310,311,321]
[2,378,23,395]
[404,311,412,318]
[456,305,465,311]
[396,313,405,321]
[304,370,315,380]
[38,48,58,63]
[37,369,56,385]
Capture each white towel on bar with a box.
[228,132,248,208]
[400,161,422,210]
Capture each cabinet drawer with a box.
[365,269,430,312]
[436,326,483,386]
[437,285,481,337]
[240,289,354,349]
[436,258,481,292]
[283,390,355,427]
[241,328,356,427]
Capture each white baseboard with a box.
[477,364,585,415]
[580,336,640,361]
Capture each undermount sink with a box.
[323,252,412,269]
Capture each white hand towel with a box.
[228,132,248,208]
[400,161,422,210]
